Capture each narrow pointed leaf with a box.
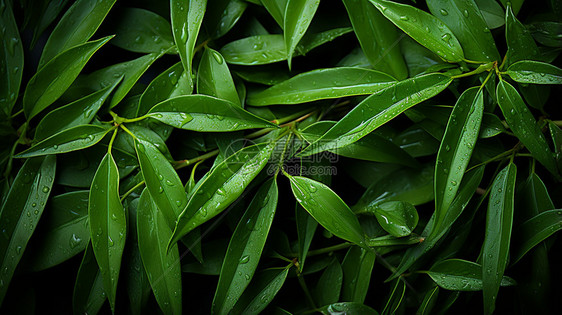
[112,8,175,54]
[496,80,557,174]
[88,152,127,311]
[374,201,418,237]
[288,175,367,248]
[73,243,106,315]
[475,0,505,29]
[341,246,376,303]
[24,36,113,119]
[15,125,112,158]
[0,155,56,304]
[283,0,320,68]
[505,60,562,84]
[137,189,182,315]
[212,178,278,315]
[382,279,406,315]
[505,5,540,66]
[231,267,290,314]
[434,87,483,230]
[417,287,439,315]
[205,0,247,39]
[261,0,287,27]
[300,73,452,156]
[39,0,116,67]
[315,258,343,306]
[482,163,516,314]
[0,0,23,115]
[197,47,240,106]
[147,95,276,131]
[247,67,396,105]
[428,259,516,291]
[512,209,562,265]
[296,204,317,268]
[170,143,275,246]
[370,0,464,62]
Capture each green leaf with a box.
[288,175,367,248]
[370,0,464,62]
[319,302,379,315]
[137,189,182,315]
[500,0,524,15]
[171,0,207,92]
[112,8,175,54]
[197,47,241,106]
[27,0,70,49]
[204,0,248,39]
[0,0,23,116]
[135,138,186,229]
[382,279,406,315]
[374,201,419,237]
[300,74,452,156]
[14,125,112,158]
[434,87,483,230]
[170,143,275,246]
[474,0,505,29]
[35,78,121,141]
[39,0,116,68]
[231,267,290,314]
[247,67,396,105]
[27,191,90,271]
[23,36,113,119]
[88,152,127,312]
[528,21,562,47]
[482,162,516,315]
[428,259,516,291]
[296,204,317,268]
[283,0,320,69]
[127,124,173,161]
[341,246,376,303]
[417,287,439,315]
[426,0,500,62]
[147,95,276,131]
[343,0,408,79]
[0,155,56,304]
[505,5,539,66]
[505,60,562,84]
[512,209,562,265]
[261,0,287,27]
[73,243,106,315]
[496,80,558,174]
[212,177,278,315]
[315,258,343,306]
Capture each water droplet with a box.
[245,274,250,280]
[69,234,82,249]
[217,188,226,196]
[239,255,250,264]
[176,200,182,207]
[462,9,469,17]
[451,180,457,186]
[440,9,449,16]
[399,16,409,21]
[42,186,50,193]
[158,186,164,193]
[441,33,452,44]
[15,246,22,254]
[53,144,59,150]
[308,184,317,193]
[200,208,207,217]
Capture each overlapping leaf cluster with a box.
[1,0,561,314]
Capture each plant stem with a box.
[120,180,146,201]
[10,108,24,119]
[107,127,119,153]
[175,149,220,169]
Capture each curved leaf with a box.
[0,0,24,115]
[374,201,418,237]
[505,60,562,84]
[299,73,452,156]
[382,279,406,315]
[370,0,464,62]
[231,267,290,314]
[417,287,439,315]
[88,152,127,312]
[197,47,240,106]
[247,67,396,105]
[505,5,539,66]
[261,0,287,28]
[213,177,278,315]
[341,246,376,303]
[204,0,247,39]
[288,175,367,248]
[24,36,113,119]
[147,95,276,131]
[512,209,562,264]
[315,258,343,306]
[283,0,320,69]
[0,155,56,304]
[112,8,175,54]
[428,259,516,291]
[137,189,182,315]
[73,243,106,315]
[475,0,505,29]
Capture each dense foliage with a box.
[1,0,562,314]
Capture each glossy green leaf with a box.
[135,138,186,229]
[315,258,343,306]
[296,204,317,268]
[374,201,418,237]
[23,36,112,119]
[0,155,56,304]
[247,67,396,105]
[474,0,505,29]
[505,5,539,66]
[88,152,127,312]
[500,0,524,15]
[28,191,90,271]
[73,243,106,315]
[512,209,562,264]
[39,0,116,68]
[27,0,70,49]
[181,239,228,275]
[0,0,23,116]
[417,287,439,315]
[341,246,376,303]
[128,124,173,161]
[137,189,182,315]
[300,74,452,156]
[283,0,320,69]
[300,121,418,167]
[343,0,408,79]
[147,95,276,131]
[370,0,464,62]
[393,125,440,157]
[434,87,483,230]
[428,259,516,291]
[427,0,500,62]
[231,267,290,314]
[528,21,562,47]
[204,0,247,39]
[261,0,287,27]
[235,66,292,86]
[171,0,206,91]
[505,60,562,84]
[197,47,240,106]
[213,177,278,315]
[35,78,121,141]
[170,143,275,246]
[288,175,367,248]
[112,8,175,53]
[15,125,112,158]
[496,80,558,174]
[482,162,516,315]
[319,302,379,315]
[382,279,406,315]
